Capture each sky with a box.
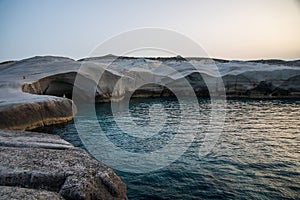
[0,0,300,62]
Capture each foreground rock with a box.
[0,130,127,200]
[0,186,64,200]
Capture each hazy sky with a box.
[1,0,300,61]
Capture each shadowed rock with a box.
[0,98,73,131]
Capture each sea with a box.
[42,98,300,199]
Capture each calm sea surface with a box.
[46,98,300,199]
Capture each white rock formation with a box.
[0,56,299,130]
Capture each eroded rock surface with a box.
[0,186,65,200]
[0,130,127,200]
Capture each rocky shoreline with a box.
[0,55,299,199]
[1,55,299,130]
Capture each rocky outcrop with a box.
[0,98,73,131]
[0,130,127,200]
[0,56,80,131]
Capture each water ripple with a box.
[46,98,300,199]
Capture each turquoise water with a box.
[47,98,300,199]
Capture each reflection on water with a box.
[47,98,300,199]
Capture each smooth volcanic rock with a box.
[0,130,127,200]
[0,55,300,130]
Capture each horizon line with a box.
[1,54,300,64]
